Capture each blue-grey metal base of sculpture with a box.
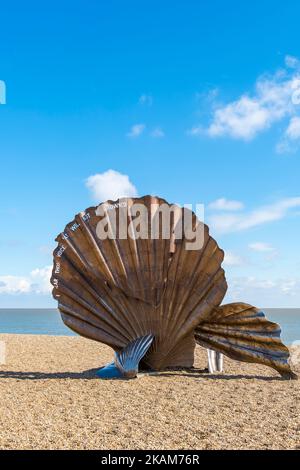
[97,334,154,379]
[96,362,124,379]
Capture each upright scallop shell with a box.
[51,195,227,370]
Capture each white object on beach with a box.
[0,341,6,365]
[207,348,223,373]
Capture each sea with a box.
[0,308,300,345]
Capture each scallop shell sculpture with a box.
[51,195,297,379]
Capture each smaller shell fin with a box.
[195,303,298,379]
[96,335,154,379]
[114,334,154,378]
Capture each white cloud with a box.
[286,116,300,140]
[126,123,145,138]
[277,116,300,153]
[86,169,138,203]
[248,242,274,252]
[30,266,53,294]
[0,266,52,295]
[189,57,300,149]
[187,125,204,136]
[248,242,278,263]
[151,127,165,138]
[208,198,244,211]
[0,276,31,294]
[207,96,272,140]
[223,251,245,267]
[209,197,300,234]
[225,276,300,307]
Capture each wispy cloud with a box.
[150,127,165,138]
[39,245,54,255]
[277,116,300,153]
[223,251,245,267]
[0,266,52,295]
[126,123,145,138]
[187,126,204,136]
[139,94,153,106]
[86,169,138,203]
[248,242,279,263]
[285,55,300,69]
[127,124,165,139]
[226,276,300,307]
[0,80,6,105]
[189,56,300,151]
[195,88,219,103]
[208,198,244,211]
[286,116,300,139]
[209,197,300,234]
[248,242,274,252]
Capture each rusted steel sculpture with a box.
[51,195,297,379]
[195,303,296,377]
[97,334,154,379]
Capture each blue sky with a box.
[0,0,300,307]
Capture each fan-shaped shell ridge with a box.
[51,195,227,370]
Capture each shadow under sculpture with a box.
[51,195,297,380]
